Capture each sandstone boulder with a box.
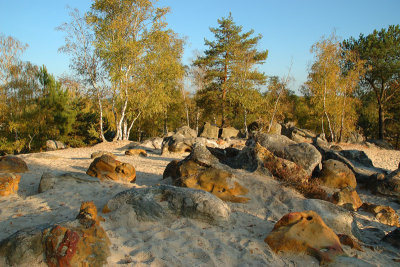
[337,234,363,251]
[283,142,322,176]
[90,151,116,159]
[250,132,295,158]
[0,156,28,173]
[265,210,344,263]
[375,168,400,199]
[46,140,66,151]
[361,203,400,227]
[125,149,147,157]
[339,150,374,168]
[0,173,21,196]
[161,133,193,155]
[175,125,197,138]
[317,160,357,189]
[332,187,363,211]
[199,122,219,139]
[38,172,99,193]
[220,127,239,139]
[0,202,110,267]
[344,132,365,144]
[103,185,230,223]
[86,155,136,183]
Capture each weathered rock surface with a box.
[175,126,197,139]
[0,173,21,196]
[283,142,322,176]
[317,159,357,189]
[86,155,136,183]
[46,140,66,151]
[220,127,239,139]
[38,172,99,193]
[125,148,148,157]
[281,125,316,143]
[339,150,374,168]
[265,210,344,263]
[344,132,365,144]
[332,187,363,211]
[91,151,116,159]
[361,203,400,227]
[199,122,219,139]
[376,168,400,199]
[382,228,400,248]
[104,185,231,222]
[0,202,110,267]
[164,143,249,203]
[0,155,28,173]
[337,234,363,251]
[250,132,295,158]
[161,133,193,155]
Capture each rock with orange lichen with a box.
[337,234,364,251]
[318,159,357,189]
[87,154,136,183]
[125,148,148,157]
[265,210,344,263]
[332,187,363,211]
[0,201,110,267]
[361,203,400,227]
[0,156,28,173]
[0,173,21,196]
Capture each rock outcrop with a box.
[199,122,219,139]
[0,156,28,173]
[103,185,231,223]
[0,173,21,196]
[0,202,110,267]
[283,142,322,176]
[361,203,400,227]
[87,155,136,183]
[376,168,400,199]
[46,140,66,151]
[161,133,193,155]
[382,228,400,248]
[265,210,344,263]
[317,159,357,189]
[220,127,239,139]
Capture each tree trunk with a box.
[97,93,106,142]
[323,81,334,141]
[268,86,283,133]
[122,120,128,140]
[338,89,347,143]
[243,108,248,138]
[378,103,384,140]
[195,109,200,135]
[126,111,141,140]
[163,110,168,135]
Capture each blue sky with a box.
[0,0,399,93]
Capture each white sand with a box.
[0,141,399,266]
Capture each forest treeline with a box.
[0,0,399,154]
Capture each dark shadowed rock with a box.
[382,228,400,248]
[0,156,28,173]
[199,122,219,139]
[317,160,357,189]
[366,139,393,150]
[103,185,231,222]
[376,168,400,199]
[265,210,344,264]
[339,150,374,168]
[87,155,136,183]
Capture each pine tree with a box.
[193,13,267,127]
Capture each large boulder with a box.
[86,155,136,183]
[281,124,316,143]
[38,172,99,193]
[103,185,230,223]
[331,187,363,211]
[375,168,400,199]
[161,133,193,155]
[283,143,322,176]
[0,156,28,173]
[163,143,249,203]
[220,127,239,139]
[175,126,197,139]
[250,132,295,158]
[317,160,357,189]
[46,140,66,151]
[0,202,110,267]
[0,173,21,196]
[339,150,374,168]
[199,122,219,139]
[265,210,344,264]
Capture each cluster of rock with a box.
[0,201,110,266]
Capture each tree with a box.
[57,7,107,142]
[343,25,400,140]
[304,32,364,142]
[193,13,267,127]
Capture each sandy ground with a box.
[0,140,400,266]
